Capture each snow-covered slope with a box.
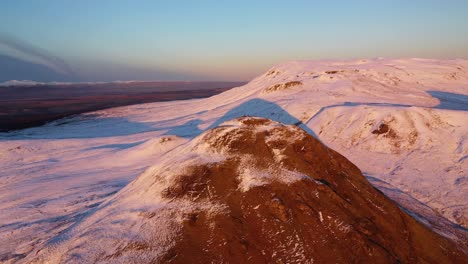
[23,117,468,263]
[0,58,467,262]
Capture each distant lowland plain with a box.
[0,81,245,131]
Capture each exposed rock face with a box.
[263,81,302,93]
[33,117,466,263]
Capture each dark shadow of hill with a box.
[194,99,317,139]
[164,119,204,138]
[164,99,318,139]
[427,91,468,111]
[0,115,159,141]
[84,140,148,151]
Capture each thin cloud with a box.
[0,33,74,75]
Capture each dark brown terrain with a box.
[155,118,467,263]
[0,81,244,131]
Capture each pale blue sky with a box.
[1,0,467,81]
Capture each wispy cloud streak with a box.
[0,33,73,75]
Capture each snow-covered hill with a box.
[0,58,467,262]
[20,117,468,263]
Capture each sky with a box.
[1,0,467,82]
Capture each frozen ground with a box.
[0,58,467,261]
